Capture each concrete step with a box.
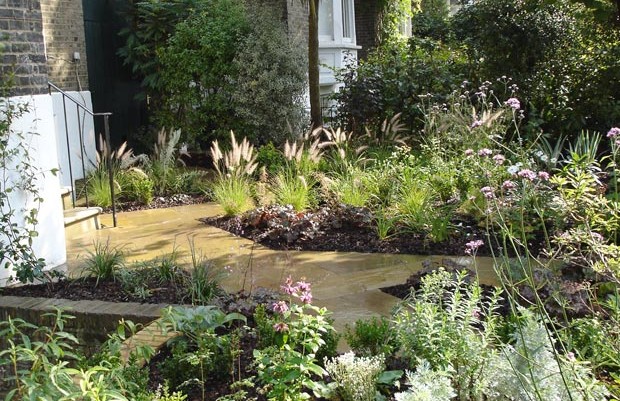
[64,206,102,236]
[60,186,73,210]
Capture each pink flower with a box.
[464,149,474,157]
[273,322,289,333]
[299,292,313,304]
[478,148,493,157]
[517,169,537,181]
[295,280,311,293]
[480,186,494,199]
[465,239,484,255]
[281,275,296,295]
[537,171,550,181]
[493,154,505,165]
[505,98,521,110]
[502,180,517,190]
[272,301,289,314]
[607,127,620,138]
[471,120,483,129]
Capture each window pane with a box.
[319,1,334,38]
[341,0,352,39]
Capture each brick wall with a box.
[354,0,381,60]
[40,0,88,91]
[0,0,49,95]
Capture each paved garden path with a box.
[65,203,497,334]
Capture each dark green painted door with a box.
[83,0,146,148]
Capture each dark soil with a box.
[201,204,547,257]
[101,193,208,214]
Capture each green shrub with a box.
[120,168,154,205]
[393,268,503,400]
[229,4,307,144]
[159,306,246,400]
[334,37,468,136]
[256,142,287,174]
[344,316,396,357]
[153,0,249,145]
[453,0,620,137]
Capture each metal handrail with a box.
[47,82,117,227]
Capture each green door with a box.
[83,0,147,148]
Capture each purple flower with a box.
[273,322,289,333]
[493,154,505,165]
[478,148,493,157]
[464,149,474,157]
[295,280,311,293]
[281,275,296,295]
[607,127,620,138]
[517,169,537,181]
[538,171,550,181]
[505,98,521,110]
[272,301,289,314]
[502,180,517,191]
[465,239,484,255]
[471,120,483,129]
[480,186,495,199]
[299,292,313,304]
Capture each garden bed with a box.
[201,204,547,257]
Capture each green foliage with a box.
[211,175,255,216]
[120,169,154,205]
[0,310,154,401]
[121,1,307,146]
[184,242,226,304]
[256,143,287,175]
[485,309,610,401]
[0,86,48,283]
[395,359,455,401]
[393,268,503,399]
[254,277,335,401]
[453,0,620,137]
[86,169,115,207]
[229,4,307,144]
[271,171,314,212]
[155,0,248,144]
[334,36,468,135]
[159,305,246,400]
[344,316,396,358]
[81,240,125,285]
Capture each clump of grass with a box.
[211,176,255,216]
[184,240,225,305]
[81,240,125,285]
[270,171,314,212]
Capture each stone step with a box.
[64,206,102,236]
[60,186,73,210]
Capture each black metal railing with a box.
[47,82,117,227]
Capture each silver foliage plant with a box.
[395,359,456,401]
[392,269,609,401]
[324,352,385,401]
[485,309,609,401]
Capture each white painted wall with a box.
[0,94,67,286]
[51,91,97,189]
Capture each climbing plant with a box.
[0,75,50,283]
[377,0,418,43]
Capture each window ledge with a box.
[319,42,362,50]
